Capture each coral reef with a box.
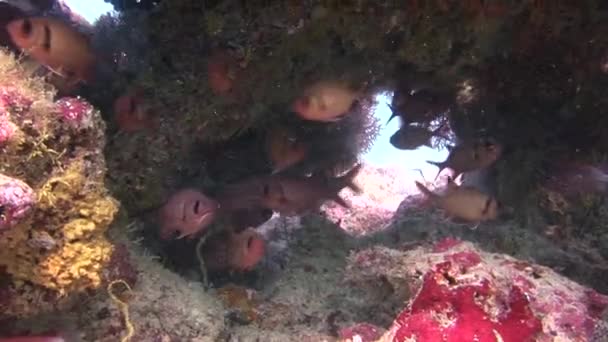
[0,49,122,318]
[345,238,608,341]
[3,0,608,340]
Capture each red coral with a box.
[393,261,542,342]
[54,97,93,128]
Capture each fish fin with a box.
[386,105,399,125]
[415,181,439,200]
[426,160,446,181]
[481,196,493,216]
[339,163,363,193]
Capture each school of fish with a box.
[2,12,512,271]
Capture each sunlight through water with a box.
[363,93,449,183]
[63,0,114,23]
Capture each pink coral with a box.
[54,97,94,129]
[346,238,608,342]
[0,174,35,231]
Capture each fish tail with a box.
[340,163,363,193]
[386,105,399,125]
[415,181,438,200]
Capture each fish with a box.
[260,163,363,215]
[415,177,499,223]
[113,88,159,133]
[158,189,220,240]
[0,2,26,52]
[215,176,278,213]
[427,139,503,181]
[202,228,265,272]
[387,88,453,125]
[227,206,274,232]
[292,80,361,122]
[544,162,608,198]
[266,127,308,174]
[207,49,239,95]
[6,17,96,85]
[389,121,448,150]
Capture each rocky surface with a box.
[346,238,608,341]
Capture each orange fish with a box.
[228,207,274,232]
[6,17,96,85]
[266,127,308,174]
[260,164,363,215]
[544,161,608,198]
[415,177,499,223]
[0,3,26,52]
[292,80,361,122]
[158,189,220,240]
[113,88,159,133]
[427,139,503,181]
[207,49,239,95]
[202,228,266,272]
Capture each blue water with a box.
[362,93,448,173]
[63,0,114,23]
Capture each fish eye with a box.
[193,200,200,214]
[247,236,254,248]
[21,19,32,36]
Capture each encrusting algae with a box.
[0,48,121,317]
